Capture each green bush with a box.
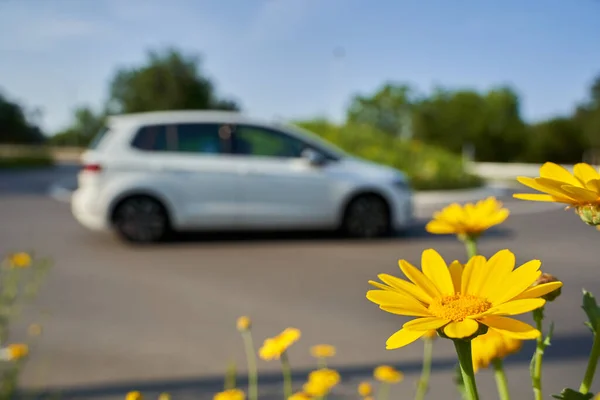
[294,120,483,191]
[0,147,55,169]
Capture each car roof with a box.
[107,110,272,127]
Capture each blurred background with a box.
[1,0,600,399]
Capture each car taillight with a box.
[82,163,102,173]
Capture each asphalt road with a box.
[0,166,598,400]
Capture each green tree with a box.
[346,83,416,137]
[107,47,240,114]
[524,118,587,163]
[0,92,46,144]
[50,106,106,147]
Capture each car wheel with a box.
[343,194,391,238]
[112,196,170,243]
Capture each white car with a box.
[71,110,414,243]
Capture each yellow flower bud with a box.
[158,393,171,400]
[576,205,600,226]
[532,273,562,302]
[310,344,336,358]
[373,365,403,383]
[6,344,28,360]
[236,316,251,332]
[28,324,43,337]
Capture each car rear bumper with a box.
[71,189,109,232]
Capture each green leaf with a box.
[544,321,555,347]
[552,388,594,400]
[582,290,600,333]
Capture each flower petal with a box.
[461,255,487,295]
[488,298,546,316]
[540,162,581,187]
[516,176,577,202]
[385,328,427,349]
[443,319,479,338]
[380,305,431,317]
[512,193,560,202]
[425,220,456,234]
[488,260,542,305]
[421,249,454,296]
[377,273,432,304]
[471,249,515,297]
[511,281,563,301]
[398,259,441,299]
[403,317,449,331]
[448,261,463,293]
[573,163,600,184]
[561,185,600,203]
[480,316,541,340]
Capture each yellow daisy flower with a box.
[214,389,245,400]
[288,392,311,400]
[366,249,563,349]
[259,327,301,360]
[373,365,403,383]
[310,344,336,358]
[125,392,143,400]
[513,162,600,224]
[471,329,522,373]
[302,369,341,397]
[1,344,29,361]
[358,382,372,397]
[425,197,509,237]
[8,252,31,268]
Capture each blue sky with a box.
[1,0,599,134]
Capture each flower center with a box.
[428,293,492,322]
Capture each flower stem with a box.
[415,337,434,400]
[280,351,292,400]
[453,339,480,400]
[463,236,478,259]
[492,358,511,400]
[377,382,391,400]
[318,358,327,369]
[242,331,259,400]
[532,307,544,400]
[579,332,600,394]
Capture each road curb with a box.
[414,183,515,207]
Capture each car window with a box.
[131,125,168,151]
[175,123,223,154]
[131,123,226,154]
[233,125,308,158]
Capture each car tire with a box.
[342,194,391,239]
[112,196,171,244]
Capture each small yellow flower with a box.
[513,162,600,224]
[425,197,509,237]
[374,365,403,383]
[237,316,251,332]
[8,252,31,268]
[3,344,29,361]
[471,329,522,373]
[213,389,245,400]
[367,249,563,349]
[158,393,171,400]
[259,327,301,360]
[288,392,311,400]
[125,391,142,400]
[310,344,336,358]
[303,369,341,397]
[28,323,43,337]
[358,381,373,397]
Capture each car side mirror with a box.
[301,148,327,167]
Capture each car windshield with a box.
[282,123,347,159]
